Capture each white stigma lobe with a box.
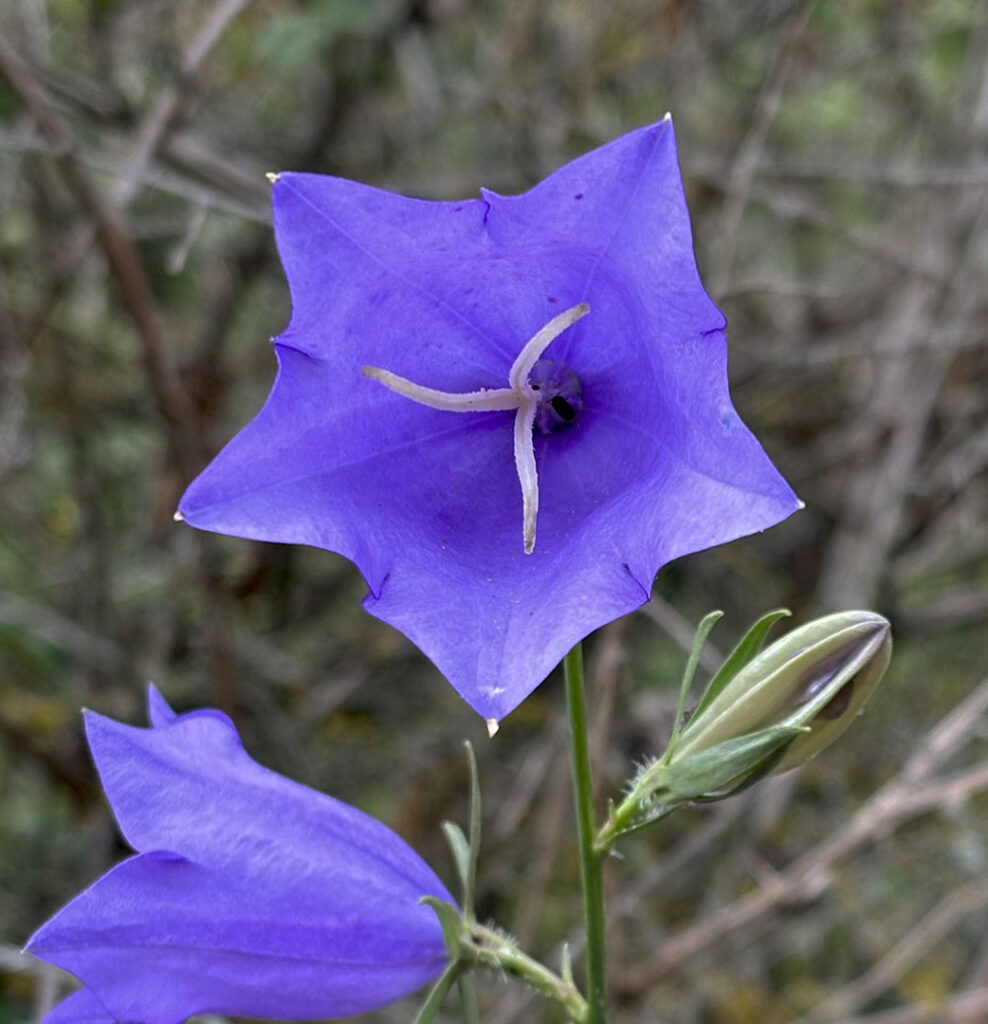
[363,303,589,554]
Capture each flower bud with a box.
[673,610,891,779]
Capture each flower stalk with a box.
[564,643,609,1023]
[461,922,588,1022]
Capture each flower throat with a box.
[362,303,589,555]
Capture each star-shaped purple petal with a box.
[179,119,800,721]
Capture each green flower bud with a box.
[594,611,892,851]
[674,610,891,776]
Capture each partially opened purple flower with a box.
[178,118,800,721]
[27,687,452,1024]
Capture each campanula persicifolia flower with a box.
[178,118,801,722]
[27,687,452,1024]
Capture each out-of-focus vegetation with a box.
[1,1,987,1022]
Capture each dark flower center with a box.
[530,359,583,435]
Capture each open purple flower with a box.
[26,687,452,1024]
[178,118,800,722]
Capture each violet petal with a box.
[29,852,446,1024]
[179,119,800,719]
[27,702,452,1023]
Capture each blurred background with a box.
[1,1,987,1022]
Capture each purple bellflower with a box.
[178,118,801,723]
[26,686,452,1024]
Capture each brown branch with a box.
[840,987,988,1024]
[796,876,988,1023]
[0,32,201,479]
[0,1,256,482]
[109,0,256,208]
[589,617,628,783]
[638,597,724,674]
[708,2,815,296]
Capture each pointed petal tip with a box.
[266,172,280,184]
[172,509,184,522]
[146,683,178,728]
[486,718,500,738]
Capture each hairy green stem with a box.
[564,643,608,1023]
[465,923,588,1021]
[595,770,660,854]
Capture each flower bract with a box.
[178,118,801,721]
[26,686,452,1024]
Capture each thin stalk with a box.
[465,923,587,1022]
[457,973,480,1024]
[564,643,608,1023]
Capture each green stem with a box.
[595,783,673,853]
[564,643,608,1024]
[465,923,588,1022]
[457,973,480,1024]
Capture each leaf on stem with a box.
[690,608,791,723]
[663,610,724,762]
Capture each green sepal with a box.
[658,724,804,801]
[664,610,723,761]
[694,735,794,802]
[560,943,574,987]
[441,740,482,921]
[409,961,463,1024]
[419,896,467,961]
[690,608,790,724]
[441,822,471,908]
[608,800,681,843]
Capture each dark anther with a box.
[531,384,540,391]
[551,396,576,421]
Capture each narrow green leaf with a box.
[691,608,791,723]
[663,610,723,762]
[441,822,471,907]
[659,725,804,801]
[409,961,462,1024]
[561,943,574,986]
